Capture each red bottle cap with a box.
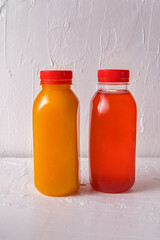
[98,69,129,83]
[40,70,72,84]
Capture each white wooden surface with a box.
[0,157,160,240]
[0,0,160,157]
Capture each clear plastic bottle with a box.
[89,69,137,193]
[33,70,79,196]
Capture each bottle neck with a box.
[42,84,71,90]
[97,82,128,93]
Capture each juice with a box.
[33,71,79,196]
[89,70,137,193]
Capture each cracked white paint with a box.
[0,0,160,157]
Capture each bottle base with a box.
[90,179,135,193]
[35,184,79,197]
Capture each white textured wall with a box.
[0,0,160,157]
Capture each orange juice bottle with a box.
[33,70,79,196]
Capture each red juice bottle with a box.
[89,69,137,193]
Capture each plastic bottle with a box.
[89,69,137,193]
[33,70,79,196]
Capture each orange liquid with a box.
[33,84,79,196]
[89,90,137,193]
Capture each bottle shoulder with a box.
[69,89,79,105]
[90,90,137,110]
[33,88,79,113]
[127,91,137,107]
[33,90,44,111]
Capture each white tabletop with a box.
[0,157,160,240]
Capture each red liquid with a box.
[89,90,137,193]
